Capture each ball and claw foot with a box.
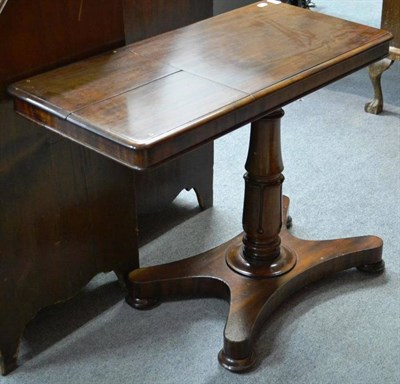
[364,57,394,115]
[125,295,159,310]
[357,260,385,274]
[218,349,256,373]
[364,99,383,115]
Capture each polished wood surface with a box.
[129,196,383,371]
[1,0,214,375]
[365,0,399,114]
[131,5,383,93]
[226,110,296,278]
[128,110,384,372]
[10,3,391,169]
[12,47,179,116]
[0,0,214,96]
[9,2,390,373]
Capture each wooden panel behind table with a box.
[365,0,399,114]
[123,0,213,44]
[0,0,213,375]
[0,0,129,375]
[0,101,139,375]
[0,0,125,99]
[381,0,399,48]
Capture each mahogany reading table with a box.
[9,2,391,372]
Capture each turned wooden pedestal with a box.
[127,110,384,371]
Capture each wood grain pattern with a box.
[1,0,214,375]
[0,1,125,374]
[9,3,391,168]
[68,71,249,145]
[11,48,179,117]
[131,4,388,94]
[381,0,399,48]
[126,5,389,372]
[129,197,383,371]
[0,100,139,375]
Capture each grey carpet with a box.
[5,1,399,383]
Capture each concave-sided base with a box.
[127,196,384,372]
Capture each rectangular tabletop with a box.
[9,2,391,169]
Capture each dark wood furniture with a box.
[0,0,213,375]
[9,3,391,373]
[365,0,399,114]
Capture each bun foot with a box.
[125,295,159,310]
[218,349,255,373]
[357,260,385,274]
